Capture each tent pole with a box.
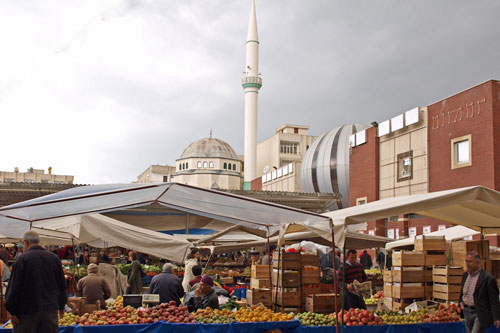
[185,213,190,235]
[202,251,213,275]
[266,226,271,288]
[330,220,339,333]
[341,246,346,333]
[71,237,79,279]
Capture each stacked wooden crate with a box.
[301,253,337,313]
[415,235,447,299]
[450,240,490,270]
[272,251,301,313]
[432,266,463,302]
[247,264,272,307]
[388,251,425,311]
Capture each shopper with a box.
[460,251,500,333]
[5,230,67,333]
[0,245,9,264]
[250,251,261,265]
[126,251,143,294]
[184,275,219,312]
[0,258,10,282]
[182,248,200,293]
[336,249,367,310]
[261,245,276,265]
[149,263,184,305]
[76,264,111,309]
[78,250,90,265]
[189,265,203,290]
[360,250,373,269]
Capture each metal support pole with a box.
[266,226,271,288]
[341,246,346,333]
[330,221,339,333]
[185,213,190,235]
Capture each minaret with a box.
[242,0,262,190]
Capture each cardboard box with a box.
[247,289,272,306]
[404,300,438,313]
[392,298,414,311]
[273,251,301,262]
[301,254,320,267]
[432,275,462,284]
[391,283,425,299]
[433,283,462,293]
[252,264,271,279]
[272,271,300,287]
[393,251,425,266]
[272,289,301,306]
[415,236,446,252]
[272,260,301,270]
[432,266,464,276]
[304,294,340,313]
[391,268,425,282]
[425,253,447,266]
[251,278,271,289]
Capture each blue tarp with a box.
[3,321,500,333]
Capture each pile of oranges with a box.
[234,305,295,323]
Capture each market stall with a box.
[386,226,480,250]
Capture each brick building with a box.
[349,80,500,244]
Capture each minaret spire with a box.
[242,0,262,190]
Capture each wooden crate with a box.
[432,266,464,276]
[424,267,433,282]
[301,284,321,302]
[424,283,433,299]
[433,283,461,293]
[392,299,414,311]
[490,260,500,278]
[391,268,425,282]
[251,264,271,279]
[432,275,462,284]
[273,251,301,262]
[304,294,340,314]
[391,284,425,299]
[247,289,272,306]
[451,240,489,258]
[393,251,425,266]
[451,259,491,272]
[425,253,447,266]
[383,270,392,283]
[433,290,460,301]
[250,278,271,289]
[302,268,321,284]
[273,260,301,270]
[301,254,320,267]
[272,289,301,306]
[273,305,301,314]
[415,236,446,251]
[383,283,392,297]
[272,271,300,287]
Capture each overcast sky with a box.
[0,0,499,184]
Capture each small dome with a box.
[301,124,369,209]
[180,137,239,160]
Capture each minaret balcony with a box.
[241,76,262,89]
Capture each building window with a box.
[397,151,413,182]
[223,162,227,169]
[409,227,417,237]
[163,176,169,182]
[203,162,208,168]
[232,164,236,171]
[280,141,299,154]
[387,229,395,239]
[4,178,14,183]
[209,162,214,168]
[186,162,188,169]
[451,134,472,169]
[423,226,431,234]
[294,128,299,134]
[197,161,202,168]
[41,179,49,184]
[24,179,35,183]
[438,225,446,231]
[356,197,367,205]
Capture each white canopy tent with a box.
[0,182,332,252]
[385,225,480,250]
[0,219,76,246]
[277,186,500,248]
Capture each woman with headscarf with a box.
[182,249,200,293]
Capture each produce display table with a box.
[300,322,466,333]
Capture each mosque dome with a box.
[300,124,369,209]
[180,137,239,160]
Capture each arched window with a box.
[209,162,214,168]
[197,161,202,168]
[179,164,182,170]
[223,162,227,169]
[203,162,208,168]
[186,162,188,169]
[233,164,236,171]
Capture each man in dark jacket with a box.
[337,249,367,310]
[5,230,67,333]
[149,263,184,305]
[184,275,219,312]
[460,251,500,333]
[360,250,373,269]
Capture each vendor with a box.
[250,251,261,265]
[184,275,219,312]
[336,249,367,310]
[261,245,276,265]
[76,264,111,308]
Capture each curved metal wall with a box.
[300,124,369,210]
